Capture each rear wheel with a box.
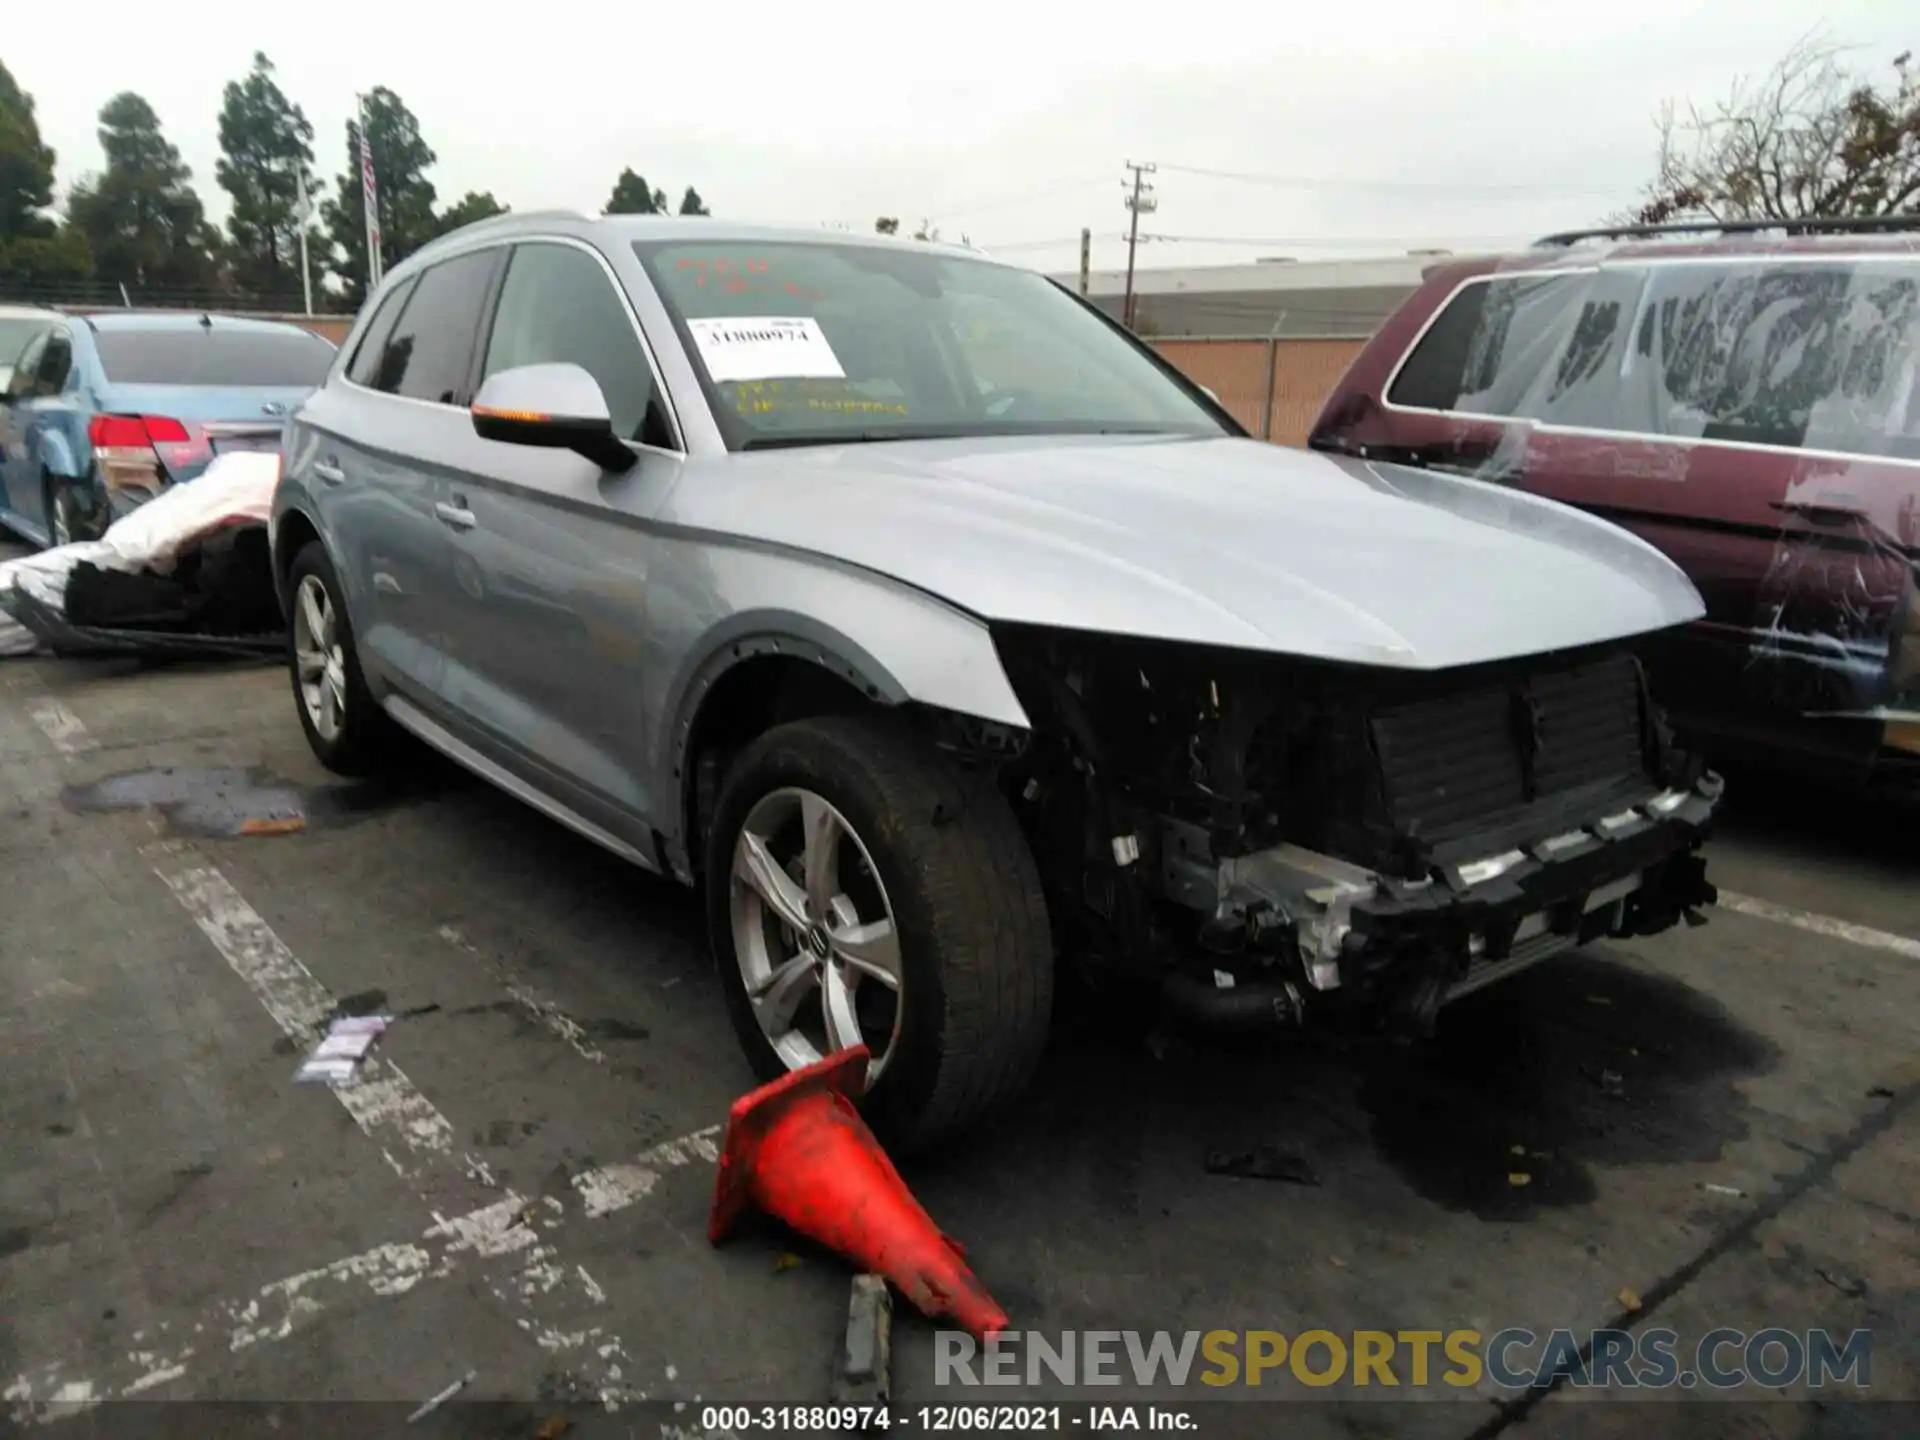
[43,477,96,549]
[706,712,1055,1153]
[287,541,394,776]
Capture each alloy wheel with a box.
[728,786,905,1079]
[292,574,348,743]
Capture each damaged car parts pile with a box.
[0,450,285,659]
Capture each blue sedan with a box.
[0,310,336,549]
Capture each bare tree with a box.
[1632,34,1919,225]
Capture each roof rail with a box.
[493,207,595,225]
[409,207,595,257]
[1535,215,1920,247]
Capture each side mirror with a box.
[470,363,636,473]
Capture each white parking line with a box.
[24,695,95,755]
[6,1124,728,1422]
[133,841,642,1409]
[147,842,457,1181]
[1717,890,1920,963]
[573,1126,722,1219]
[5,1164,691,1420]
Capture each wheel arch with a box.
[270,504,324,617]
[663,604,1030,883]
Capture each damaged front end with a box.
[985,625,1721,1038]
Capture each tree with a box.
[216,52,323,301]
[2,227,94,286]
[435,190,508,237]
[874,216,900,235]
[1634,37,1920,224]
[324,87,439,307]
[606,168,667,214]
[0,59,90,286]
[1,59,56,241]
[911,219,939,241]
[66,92,217,293]
[677,185,709,216]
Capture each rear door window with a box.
[94,328,335,387]
[1509,267,1647,432]
[346,276,418,388]
[29,329,74,397]
[1388,272,1587,415]
[363,249,501,406]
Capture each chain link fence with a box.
[4,280,1397,448]
[2,278,350,316]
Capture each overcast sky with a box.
[8,0,1910,278]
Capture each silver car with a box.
[271,213,1723,1148]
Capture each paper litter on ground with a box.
[294,1015,391,1085]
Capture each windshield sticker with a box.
[672,257,826,301]
[688,317,845,383]
[730,379,909,419]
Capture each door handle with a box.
[313,459,346,485]
[434,501,476,531]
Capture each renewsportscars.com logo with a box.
[935,1328,1874,1391]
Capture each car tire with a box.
[706,712,1054,1153]
[43,476,97,550]
[286,541,394,776]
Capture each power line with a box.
[1139,231,1534,250]
[1156,161,1630,200]
[927,176,1111,221]
[980,232,1125,252]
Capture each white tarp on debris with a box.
[0,451,281,658]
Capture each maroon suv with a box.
[1309,218,1920,789]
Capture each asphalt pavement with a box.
[1,538,1915,1439]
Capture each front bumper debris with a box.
[1159,771,1723,1033]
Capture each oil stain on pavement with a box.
[1358,952,1781,1219]
[61,764,445,839]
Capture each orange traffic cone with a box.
[709,1045,1009,1340]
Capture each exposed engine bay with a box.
[963,624,1722,1037]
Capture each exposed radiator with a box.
[1369,651,1647,843]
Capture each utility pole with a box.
[1078,228,1091,296]
[1121,161,1155,330]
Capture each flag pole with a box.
[357,92,383,292]
[296,169,314,316]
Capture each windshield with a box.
[0,317,48,367]
[94,327,336,388]
[633,239,1228,450]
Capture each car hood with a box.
[671,434,1706,669]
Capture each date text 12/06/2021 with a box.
[695,1406,1195,1432]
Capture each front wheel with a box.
[706,713,1054,1153]
[286,541,395,776]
